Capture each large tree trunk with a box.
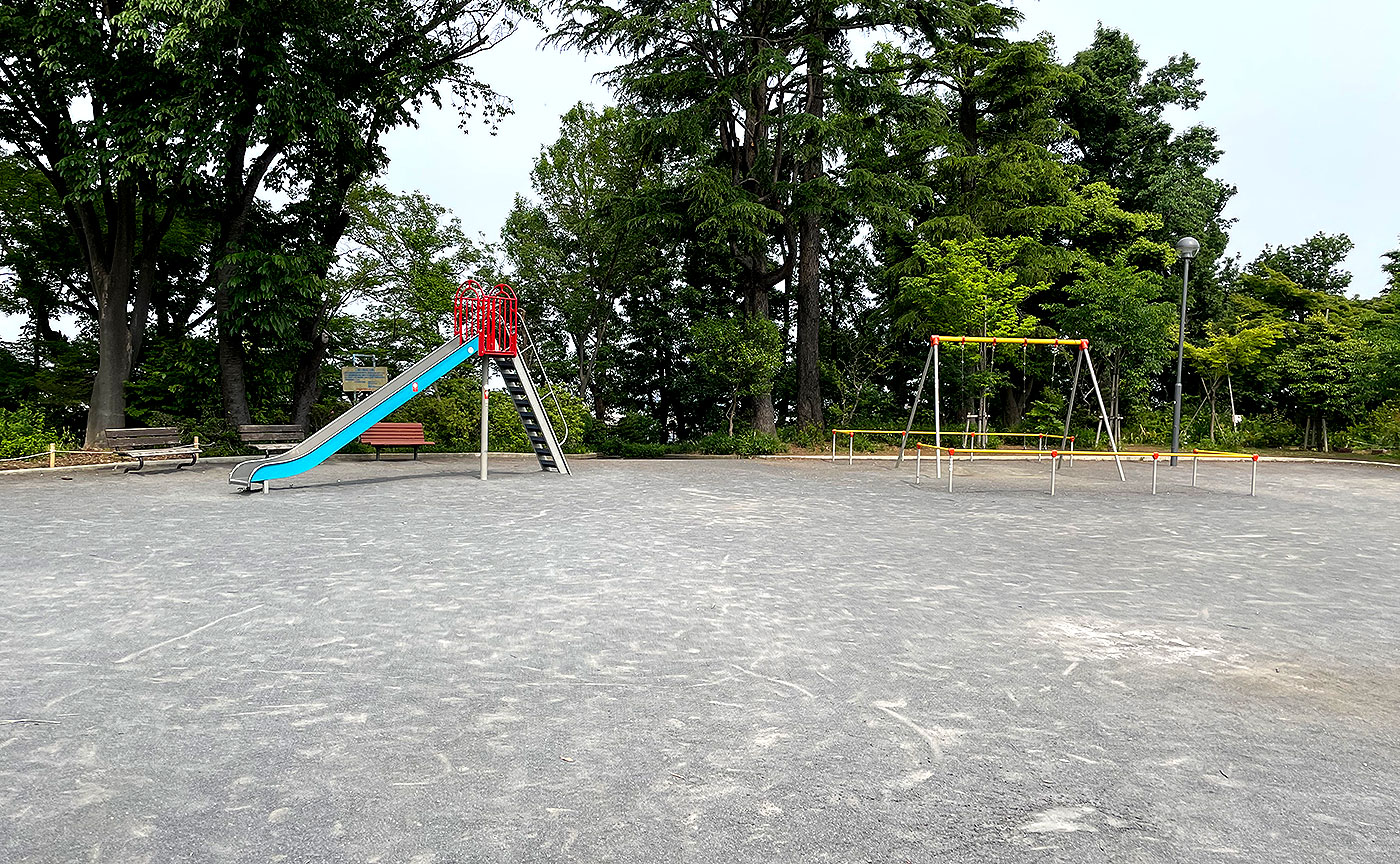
[795,42,825,430]
[80,187,139,447]
[210,135,286,428]
[743,273,778,436]
[213,270,253,427]
[85,270,134,446]
[290,317,330,428]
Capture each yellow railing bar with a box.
[832,429,1070,439]
[912,442,1256,459]
[832,429,942,436]
[929,335,1086,346]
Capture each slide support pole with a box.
[480,357,490,481]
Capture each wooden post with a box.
[49,443,55,468]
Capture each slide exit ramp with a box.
[228,336,481,489]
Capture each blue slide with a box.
[229,336,480,489]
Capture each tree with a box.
[552,0,811,434]
[896,1,1081,242]
[501,103,670,419]
[333,183,491,367]
[895,236,1045,430]
[1251,231,1355,297]
[0,0,526,442]
[1059,26,1235,249]
[690,316,783,435]
[1275,316,1380,450]
[1383,239,1400,295]
[1185,322,1281,441]
[0,1,212,443]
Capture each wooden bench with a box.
[359,422,434,459]
[238,424,306,454]
[106,427,200,473]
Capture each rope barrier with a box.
[0,448,108,464]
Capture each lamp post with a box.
[1170,236,1200,466]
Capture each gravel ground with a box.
[1,454,1398,863]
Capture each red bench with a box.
[359,422,434,460]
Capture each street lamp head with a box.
[1176,236,1201,260]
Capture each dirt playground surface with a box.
[2,455,1397,862]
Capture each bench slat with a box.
[238,425,304,433]
[114,445,199,457]
[240,432,304,442]
[107,427,182,440]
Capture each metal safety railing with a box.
[830,428,1075,465]
[908,441,1260,497]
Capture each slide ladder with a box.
[495,354,569,474]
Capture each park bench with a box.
[238,424,306,454]
[359,422,434,460]
[106,427,200,473]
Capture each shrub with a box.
[0,404,80,459]
[690,431,786,457]
[778,424,828,450]
[590,411,671,458]
[1342,402,1400,451]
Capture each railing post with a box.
[1050,450,1057,496]
[1152,452,1159,494]
[1251,454,1259,497]
[916,444,921,485]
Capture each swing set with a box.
[893,335,1125,481]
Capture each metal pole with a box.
[1062,348,1084,448]
[897,340,937,468]
[1171,257,1192,467]
[1083,347,1126,481]
[1152,453,1159,494]
[831,432,836,463]
[1037,433,1043,463]
[848,433,853,465]
[933,341,942,462]
[1069,437,1075,467]
[1251,455,1258,497]
[1050,451,1057,497]
[1192,451,1198,488]
[481,357,490,481]
[916,445,921,485]
[948,449,954,493]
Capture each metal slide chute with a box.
[228,335,481,489]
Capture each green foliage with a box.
[895,237,1044,338]
[1251,232,1355,297]
[0,404,79,459]
[690,315,784,433]
[589,412,669,458]
[1346,402,1400,451]
[387,374,593,455]
[688,432,786,457]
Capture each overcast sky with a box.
[381,0,1400,297]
